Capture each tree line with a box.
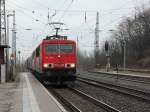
[78,7,150,69]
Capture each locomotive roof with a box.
[42,39,76,43]
[30,38,76,58]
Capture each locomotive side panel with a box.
[35,45,40,73]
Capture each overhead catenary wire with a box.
[6,0,150,56]
[6,2,36,20]
[58,0,74,21]
[6,0,143,37]
[6,0,146,20]
[6,0,150,14]
[6,0,31,11]
[6,1,53,43]
[28,0,49,9]
[6,1,48,27]
[6,1,74,41]
[46,0,70,22]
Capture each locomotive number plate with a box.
[54,63,64,67]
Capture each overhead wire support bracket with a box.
[46,22,68,40]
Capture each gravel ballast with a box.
[49,87,108,112]
[73,80,150,112]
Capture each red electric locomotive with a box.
[28,35,76,84]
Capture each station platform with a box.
[92,69,150,78]
[0,72,67,112]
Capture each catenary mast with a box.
[94,12,99,67]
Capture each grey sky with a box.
[6,0,150,59]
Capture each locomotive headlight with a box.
[70,64,75,68]
[43,64,49,68]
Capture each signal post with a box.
[105,41,110,72]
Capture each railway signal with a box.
[105,41,110,72]
[105,41,109,52]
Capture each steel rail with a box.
[68,87,121,112]
[49,88,82,112]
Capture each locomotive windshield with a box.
[45,44,59,53]
[45,44,73,53]
[60,44,73,53]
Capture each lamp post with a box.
[6,13,13,81]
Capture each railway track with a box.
[68,87,121,112]
[49,87,82,112]
[77,76,150,102]
[48,86,121,112]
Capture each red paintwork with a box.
[32,39,76,73]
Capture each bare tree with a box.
[97,8,150,68]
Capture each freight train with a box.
[26,35,76,84]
